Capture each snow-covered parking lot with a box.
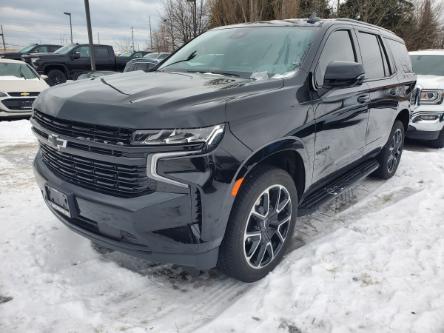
[1,119,444,333]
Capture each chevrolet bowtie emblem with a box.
[48,134,68,151]
[20,92,30,96]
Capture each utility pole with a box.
[131,27,135,51]
[63,12,73,44]
[83,0,96,71]
[0,25,5,51]
[149,17,153,51]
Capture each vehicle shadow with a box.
[404,138,438,152]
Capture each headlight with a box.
[420,89,443,105]
[132,124,225,150]
[0,91,7,97]
[31,58,40,65]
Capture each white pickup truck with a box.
[408,50,444,148]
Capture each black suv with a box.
[31,18,415,282]
[0,43,62,60]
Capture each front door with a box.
[312,28,370,183]
[71,45,92,78]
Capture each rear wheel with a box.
[430,129,444,148]
[218,166,298,282]
[47,69,67,86]
[373,120,405,179]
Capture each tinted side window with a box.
[49,46,60,52]
[31,46,48,53]
[76,46,90,57]
[357,32,385,80]
[385,38,413,73]
[316,30,356,86]
[95,47,109,58]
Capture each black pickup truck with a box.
[22,44,131,85]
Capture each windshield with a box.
[18,44,36,53]
[120,52,133,57]
[158,27,317,79]
[54,45,76,54]
[0,63,39,79]
[411,55,444,76]
[144,53,159,60]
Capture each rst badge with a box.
[48,134,67,151]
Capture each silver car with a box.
[408,50,444,147]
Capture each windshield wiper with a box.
[204,71,240,78]
[185,70,242,78]
[159,50,197,70]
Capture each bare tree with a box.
[160,0,209,51]
[410,0,442,50]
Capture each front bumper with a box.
[34,153,220,269]
[0,96,35,118]
[407,107,444,141]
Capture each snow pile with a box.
[1,120,444,333]
[0,119,35,146]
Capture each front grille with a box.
[2,98,35,110]
[40,143,154,197]
[8,92,40,97]
[33,110,134,145]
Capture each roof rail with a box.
[335,18,394,35]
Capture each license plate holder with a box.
[45,185,72,218]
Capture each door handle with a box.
[357,94,370,104]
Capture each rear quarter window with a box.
[385,38,413,73]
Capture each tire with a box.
[430,129,444,148]
[373,120,405,179]
[218,166,298,282]
[47,69,67,86]
[91,241,114,255]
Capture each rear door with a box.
[356,30,403,152]
[94,46,115,71]
[312,28,371,183]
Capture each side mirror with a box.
[323,61,365,88]
[72,52,81,59]
[40,74,48,80]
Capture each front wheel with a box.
[47,69,67,86]
[373,120,405,179]
[218,166,298,282]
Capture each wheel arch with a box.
[396,108,410,132]
[214,137,309,244]
[43,64,69,76]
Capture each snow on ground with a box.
[0,119,444,333]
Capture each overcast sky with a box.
[0,0,164,52]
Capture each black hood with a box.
[22,53,65,60]
[0,52,22,60]
[35,71,283,129]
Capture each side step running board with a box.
[298,159,380,216]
